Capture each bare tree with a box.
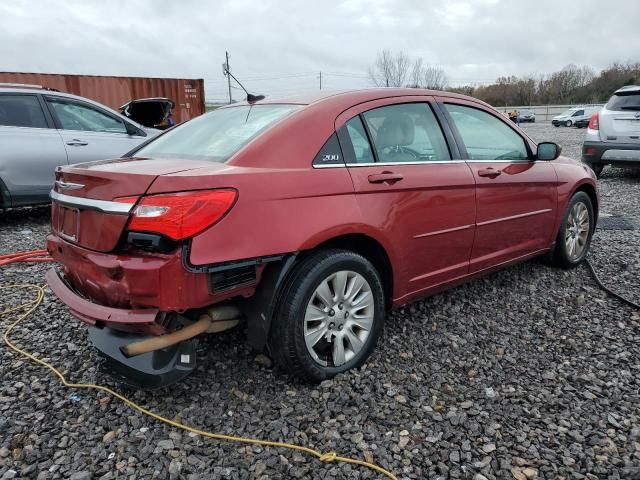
[368,49,411,87]
[421,65,448,90]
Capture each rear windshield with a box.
[134,105,299,162]
[607,91,640,111]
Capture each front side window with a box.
[445,104,529,161]
[0,95,48,128]
[135,105,299,162]
[362,103,450,163]
[47,98,127,134]
[573,110,584,117]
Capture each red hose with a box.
[0,249,54,267]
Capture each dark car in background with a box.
[518,109,536,123]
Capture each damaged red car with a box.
[47,89,598,386]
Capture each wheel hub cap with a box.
[303,270,374,368]
[565,201,590,260]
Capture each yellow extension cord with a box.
[0,284,397,480]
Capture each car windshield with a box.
[607,92,640,111]
[135,104,299,162]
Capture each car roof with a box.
[222,88,493,111]
[614,85,640,94]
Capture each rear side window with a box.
[445,104,529,161]
[362,103,451,163]
[0,95,48,128]
[607,92,640,111]
[135,105,299,162]
[47,98,127,134]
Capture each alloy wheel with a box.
[303,270,374,367]
[565,201,590,260]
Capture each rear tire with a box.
[269,249,385,383]
[548,192,594,269]
[565,120,573,127]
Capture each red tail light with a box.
[588,112,599,130]
[120,190,237,241]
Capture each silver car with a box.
[582,85,640,176]
[0,85,160,208]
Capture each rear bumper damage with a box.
[45,268,161,332]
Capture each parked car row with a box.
[0,84,175,208]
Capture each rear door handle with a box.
[368,172,404,184]
[478,168,501,178]
[66,139,88,146]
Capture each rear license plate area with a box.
[57,206,80,241]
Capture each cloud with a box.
[1,0,638,102]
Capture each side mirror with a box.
[537,142,561,161]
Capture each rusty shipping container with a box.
[0,72,205,124]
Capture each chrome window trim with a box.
[465,159,533,163]
[50,190,133,214]
[312,159,533,168]
[346,160,467,167]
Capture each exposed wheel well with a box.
[310,234,394,309]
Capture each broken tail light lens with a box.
[120,190,237,241]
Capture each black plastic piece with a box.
[88,327,197,389]
[209,264,256,293]
[181,241,284,274]
[126,231,176,253]
[237,253,298,351]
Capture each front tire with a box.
[548,192,594,269]
[269,250,385,382]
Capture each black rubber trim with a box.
[237,253,299,351]
[180,241,285,273]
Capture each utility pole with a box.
[225,51,232,104]
[319,71,322,90]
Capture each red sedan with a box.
[46,89,598,386]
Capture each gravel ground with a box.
[1,124,639,480]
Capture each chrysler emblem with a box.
[55,180,85,191]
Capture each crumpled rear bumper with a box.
[45,268,164,334]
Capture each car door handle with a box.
[478,168,502,178]
[368,172,404,184]
[66,139,88,146]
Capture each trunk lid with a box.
[51,157,212,252]
[119,98,175,130]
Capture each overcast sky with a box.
[1,0,638,102]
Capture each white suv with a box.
[582,86,640,176]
